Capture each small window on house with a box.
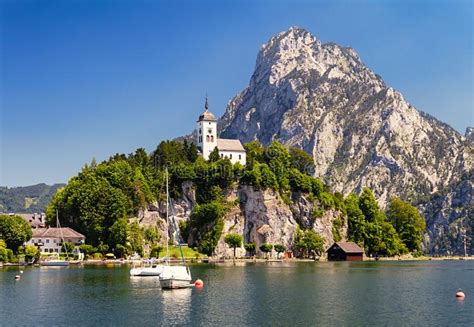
[54,249,58,253]
[239,154,242,160]
[199,129,201,134]
[221,154,223,158]
[230,154,232,159]
[46,239,49,243]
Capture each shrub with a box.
[244,243,256,256]
[259,243,273,258]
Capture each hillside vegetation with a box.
[42,140,426,259]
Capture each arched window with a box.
[211,135,214,142]
[206,135,210,142]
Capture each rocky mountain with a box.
[219,27,473,255]
[0,183,65,213]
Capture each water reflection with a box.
[159,288,192,324]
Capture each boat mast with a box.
[165,167,169,262]
[57,210,69,260]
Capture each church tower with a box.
[196,96,217,160]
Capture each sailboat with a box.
[40,211,70,267]
[159,168,192,289]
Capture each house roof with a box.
[328,242,364,254]
[217,138,245,152]
[32,227,85,239]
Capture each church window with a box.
[211,136,214,142]
[239,154,242,160]
[208,128,212,133]
[206,135,210,142]
[199,129,201,135]
[230,154,232,159]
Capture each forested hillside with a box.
[0,183,65,213]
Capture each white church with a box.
[196,98,246,165]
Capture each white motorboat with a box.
[130,262,164,276]
[40,257,70,267]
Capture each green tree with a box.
[274,244,286,258]
[0,215,32,252]
[24,244,40,262]
[224,233,243,259]
[359,188,381,223]
[209,147,220,162]
[0,239,8,262]
[259,243,273,258]
[128,222,144,256]
[79,244,97,257]
[150,245,163,258]
[244,242,256,256]
[303,230,325,258]
[114,244,127,258]
[289,147,315,175]
[289,168,312,193]
[386,197,426,252]
[345,193,366,245]
[108,218,128,248]
[265,141,291,191]
[191,201,227,256]
[244,141,265,168]
[97,243,109,254]
[144,227,159,244]
[61,242,75,254]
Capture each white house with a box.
[27,227,85,254]
[196,97,246,165]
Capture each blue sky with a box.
[1,0,472,186]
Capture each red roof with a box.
[328,242,364,254]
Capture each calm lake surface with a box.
[1,261,473,326]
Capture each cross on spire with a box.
[205,94,209,111]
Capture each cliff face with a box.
[218,27,473,254]
[139,183,345,257]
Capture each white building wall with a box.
[219,150,246,165]
[27,237,84,253]
[197,120,217,160]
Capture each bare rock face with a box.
[139,182,346,257]
[290,193,347,248]
[239,186,297,256]
[219,27,474,254]
[214,205,246,258]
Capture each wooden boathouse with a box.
[327,242,364,261]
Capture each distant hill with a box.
[0,183,65,213]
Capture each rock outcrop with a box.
[139,183,344,257]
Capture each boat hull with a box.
[159,278,193,289]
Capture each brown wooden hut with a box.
[327,242,364,261]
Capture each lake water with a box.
[1,261,473,326]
